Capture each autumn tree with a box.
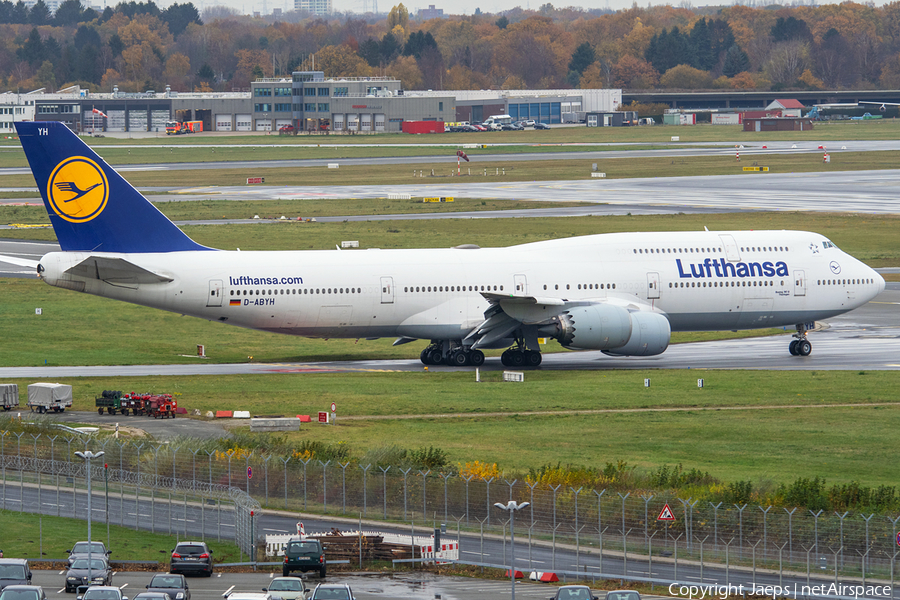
[164,52,191,90]
[613,55,658,88]
[311,44,371,78]
[659,64,712,89]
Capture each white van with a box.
[482,114,512,130]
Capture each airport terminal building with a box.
[4,73,622,133]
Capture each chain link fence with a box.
[2,431,898,580]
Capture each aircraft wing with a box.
[0,254,40,269]
[65,256,174,286]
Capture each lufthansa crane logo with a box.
[47,156,108,223]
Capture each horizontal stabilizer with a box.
[0,254,40,269]
[65,256,174,284]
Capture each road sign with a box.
[897,531,900,547]
[657,503,676,521]
[331,402,336,413]
[318,411,328,423]
[247,466,252,479]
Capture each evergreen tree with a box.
[771,16,812,43]
[28,0,50,25]
[495,15,507,29]
[74,24,101,48]
[108,33,124,57]
[358,38,381,67]
[12,0,28,23]
[722,44,750,77]
[54,0,84,26]
[161,2,201,38]
[198,63,214,81]
[18,27,46,68]
[568,41,595,75]
[690,18,713,71]
[708,19,735,64]
[99,5,114,22]
[75,42,101,83]
[0,0,12,22]
[646,27,695,74]
[379,31,401,64]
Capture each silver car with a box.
[0,585,47,600]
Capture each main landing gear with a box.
[788,323,813,356]
[500,347,542,367]
[420,342,485,367]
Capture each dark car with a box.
[604,592,640,600]
[77,586,126,600]
[65,559,111,592]
[0,585,46,600]
[534,122,550,129]
[131,594,171,600]
[170,542,213,577]
[282,539,325,578]
[67,543,110,567]
[549,585,599,600]
[0,560,31,591]
[146,575,189,600]
[308,585,352,600]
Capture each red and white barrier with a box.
[529,571,560,582]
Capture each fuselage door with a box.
[647,272,660,300]
[793,270,806,297]
[380,276,394,304]
[207,279,223,307]
[513,274,527,297]
[719,234,741,262]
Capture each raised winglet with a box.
[15,121,211,254]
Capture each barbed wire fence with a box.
[1,431,898,580]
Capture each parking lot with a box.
[29,569,645,600]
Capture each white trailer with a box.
[27,383,73,413]
[0,384,18,410]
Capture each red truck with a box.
[165,120,203,135]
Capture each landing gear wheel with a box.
[427,348,444,365]
[449,350,468,366]
[797,339,812,356]
[468,349,485,366]
[508,350,525,367]
[789,340,799,355]
[524,350,542,367]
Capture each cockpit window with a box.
[823,240,837,249]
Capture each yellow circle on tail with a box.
[47,156,109,223]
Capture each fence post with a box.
[360,464,371,517]
[462,475,473,526]
[709,502,722,551]
[571,486,583,549]
[735,503,747,558]
[777,542,787,587]
[759,505,772,560]
[419,470,430,523]
[300,458,311,510]
[649,531,657,591]
[338,461,350,514]
[642,494,655,542]
[485,477,494,526]
[281,457,291,510]
[400,468,411,521]
[1,431,6,511]
[14,432,24,512]
[319,460,331,513]
[725,538,734,588]
[677,496,692,551]
[379,466,391,520]
[810,509,824,558]
[526,481,537,529]
[440,471,452,523]
[263,455,271,507]
[784,507,797,558]
[48,435,59,517]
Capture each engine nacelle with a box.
[552,304,632,350]
[604,310,671,356]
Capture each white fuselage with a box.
[38,230,884,344]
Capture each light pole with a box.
[75,450,105,587]
[494,500,529,600]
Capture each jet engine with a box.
[550,304,632,350]
[604,311,671,356]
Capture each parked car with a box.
[605,592,640,600]
[471,124,487,131]
[170,542,213,577]
[307,585,353,600]
[523,119,536,127]
[282,538,326,578]
[67,543,110,567]
[263,577,309,600]
[0,585,45,600]
[130,594,171,600]
[146,575,189,600]
[76,587,127,600]
[548,585,599,600]
[65,559,111,592]
[278,125,295,135]
[534,122,550,130]
[225,594,277,600]
[0,560,32,591]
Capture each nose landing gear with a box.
[789,323,813,356]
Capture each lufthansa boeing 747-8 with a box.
[1,121,885,367]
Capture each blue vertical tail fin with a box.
[16,121,209,253]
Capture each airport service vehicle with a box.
[95,390,123,415]
[263,578,309,600]
[147,394,177,418]
[0,560,32,591]
[0,585,47,600]
[145,575,189,600]
[170,542,212,576]
[165,121,203,135]
[65,559,111,592]
[282,539,325,578]
[481,114,512,129]
[27,383,72,413]
[548,586,599,600]
[0,385,18,411]
[4,121,886,368]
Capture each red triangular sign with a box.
[657,503,676,521]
